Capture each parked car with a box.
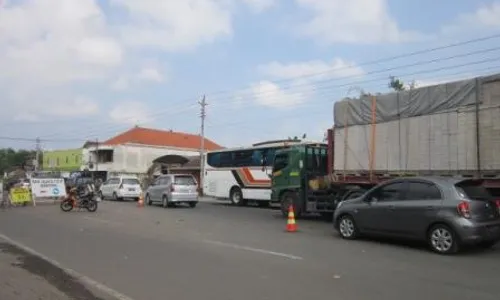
[99,176,142,201]
[333,177,500,254]
[145,174,198,208]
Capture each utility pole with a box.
[35,137,41,172]
[95,138,99,173]
[198,95,208,194]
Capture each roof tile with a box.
[103,126,223,151]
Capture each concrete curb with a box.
[0,233,135,300]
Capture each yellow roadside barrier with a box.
[9,187,32,205]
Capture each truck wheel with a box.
[280,191,302,219]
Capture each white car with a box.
[99,176,142,201]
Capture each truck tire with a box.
[280,191,302,219]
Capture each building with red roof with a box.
[82,126,223,178]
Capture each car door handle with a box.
[426,206,435,210]
[388,205,396,210]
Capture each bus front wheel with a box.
[230,187,246,206]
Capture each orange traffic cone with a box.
[286,204,297,232]
[137,193,144,208]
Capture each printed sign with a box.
[30,178,67,198]
[0,182,3,201]
[10,187,32,204]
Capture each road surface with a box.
[1,199,499,300]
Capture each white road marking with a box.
[0,232,136,300]
[203,240,303,260]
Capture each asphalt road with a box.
[1,198,499,300]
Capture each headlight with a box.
[336,201,343,209]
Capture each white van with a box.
[99,176,142,201]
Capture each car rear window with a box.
[455,184,493,201]
[174,176,196,185]
[123,178,140,185]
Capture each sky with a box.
[0,0,500,150]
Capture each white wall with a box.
[86,144,200,174]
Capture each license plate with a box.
[128,188,135,191]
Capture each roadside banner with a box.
[0,181,3,201]
[9,187,32,204]
[30,178,67,198]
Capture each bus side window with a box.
[219,152,234,168]
[265,149,275,166]
[207,153,221,167]
[252,150,264,167]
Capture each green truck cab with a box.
[270,143,337,218]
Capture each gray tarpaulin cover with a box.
[333,73,500,128]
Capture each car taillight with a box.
[170,186,175,192]
[119,184,123,189]
[495,200,500,213]
[457,201,471,219]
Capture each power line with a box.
[207,46,500,107]
[3,56,500,145]
[4,32,500,131]
[206,66,500,129]
[36,45,500,140]
[3,59,500,145]
[185,32,500,99]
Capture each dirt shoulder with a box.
[0,242,112,300]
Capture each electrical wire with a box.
[3,35,500,145]
[4,32,500,131]
[36,47,500,140]
[6,58,500,145]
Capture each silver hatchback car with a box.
[333,177,500,254]
[145,174,199,208]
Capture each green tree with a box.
[0,148,36,175]
[388,76,406,91]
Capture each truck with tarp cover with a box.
[270,73,500,218]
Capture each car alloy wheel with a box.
[428,225,459,254]
[339,215,357,239]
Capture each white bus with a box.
[203,140,325,206]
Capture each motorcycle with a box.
[60,182,100,212]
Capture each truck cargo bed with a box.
[332,73,500,177]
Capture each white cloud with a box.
[294,0,423,44]
[137,67,164,82]
[111,76,130,91]
[258,58,365,80]
[109,0,233,52]
[0,0,236,123]
[442,2,500,34]
[242,0,277,12]
[251,58,365,108]
[110,66,164,91]
[0,0,122,86]
[251,80,305,108]
[7,93,100,121]
[109,101,152,125]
